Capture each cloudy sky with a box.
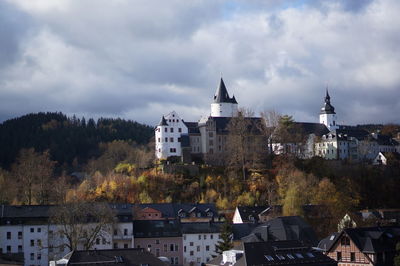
[0,0,399,126]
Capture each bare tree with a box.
[49,202,114,251]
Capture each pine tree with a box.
[216,220,233,254]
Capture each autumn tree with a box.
[12,148,56,205]
[49,202,114,251]
[260,109,282,154]
[226,109,266,180]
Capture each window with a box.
[337,252,342,261]
[190,242,193,246]
[124,244,128,249]
[341,236,350,246]
[30,253,34,260]
[37,228,41,233]
[30,228,34,233]
[210,234,213,239]
[184,246,186,252]
[114,229,118,235]
[165,137,168,142]
[124,229,128,236]
[198,235,201,240]
[170,148,176,153]
[306,252,314,258]
[37,239,41,246]
[295,253,304,258]
[158,138,160,142]
[170,258,174,265]
[351,252,355,262]
[197,246,200,252]
[170,244,174,251]
[102,238,106,245]
[197,257,201,263]
[178,128,182,133]
[7,232,11,239]
[18,245,23,252]
[37,253,41,260]
[206,245,210,251]
[174,257,178,265]
[30,240,34,246]
[287,254,295,259]
[164,244,167,252]
[170,137,174,142]
[156,248,160,257]
[6,246,11,253]
[190,251,194,256]
[178,137,181,142]
[170,128,174,133]
[204,235,207,240]
[174,244,178,251]
[265,255,274,261]
[18,231,22,239]
[164,128,167,132]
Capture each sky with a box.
[0,0,399,126]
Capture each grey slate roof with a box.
[133,219,181,238]
[181,221,223,234]
[320,90,336,114]
[243,216,318,246]
[133,203,217,219]
[237,206,270,223]
[293,122,330,137]
[204,116,264,134]
[243,241,337,266]
[213,78,238,104]
[184,121,200,134]
[66,248,167,266]
[158,116,168,126]
[232,223,258,241]
[318,226,400,254]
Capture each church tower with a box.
[210,78,238,117]
[319,89,338,131]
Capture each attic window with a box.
[295,253,304,259]
[276,255,285,260]
[329,235,335,240]
[306,253,315,258]
[287,254,295,259]
[264,255,274,261]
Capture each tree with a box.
[12,148,55,205]
[226,109,266,180]
[216,220,233,254]
[49,202,115,251]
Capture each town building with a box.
[318,226,400,265]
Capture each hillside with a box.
[0,112,154,169]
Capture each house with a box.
[181,222,223,265]
[373,152,400,165]
[55,248,167,266]
[133,203,217,222]
[318,226,400,265]
[133,220,182,265]
[207,241,337,266]
[155,78,266,164]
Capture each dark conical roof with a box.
[213,78,238,104]
[158,116,168,126]
[320,89,335,114]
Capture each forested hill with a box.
[0,112,154,169]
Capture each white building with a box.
[0,204,134,266]
[181,222,222,266]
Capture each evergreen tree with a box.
[216,219,233,254]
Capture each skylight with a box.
[295,253,304,259]
[287,254,295,259]
[329,234,335,240]
[306,252,315,258]
[276,254,285,260]
[264,255,274,261]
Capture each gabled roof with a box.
[213,78,238,104]
[236,206,271,223]
[318,226,400,254]
[158,116,168,126]
[66,248,167,266]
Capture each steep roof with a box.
[320,90,336,114]
[66,248,167,266]
[133,203,217,219]
[158,116,168,126]
[236,206,270,223]
[201,116,264,134]
[232,223,259,241]
[184,121,200,134]
[213,78,238,104]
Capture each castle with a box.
[155,79,399,163]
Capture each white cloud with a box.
[0,0,399,125]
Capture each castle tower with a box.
[155,111,188,160]
[319,89,338,131]
[210,78,238,117]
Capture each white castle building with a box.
[155,78,263,163]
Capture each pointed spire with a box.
[325,88,331,103]
[158,116,168,126]
[213,78,237,104]
[321,88,335,114]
